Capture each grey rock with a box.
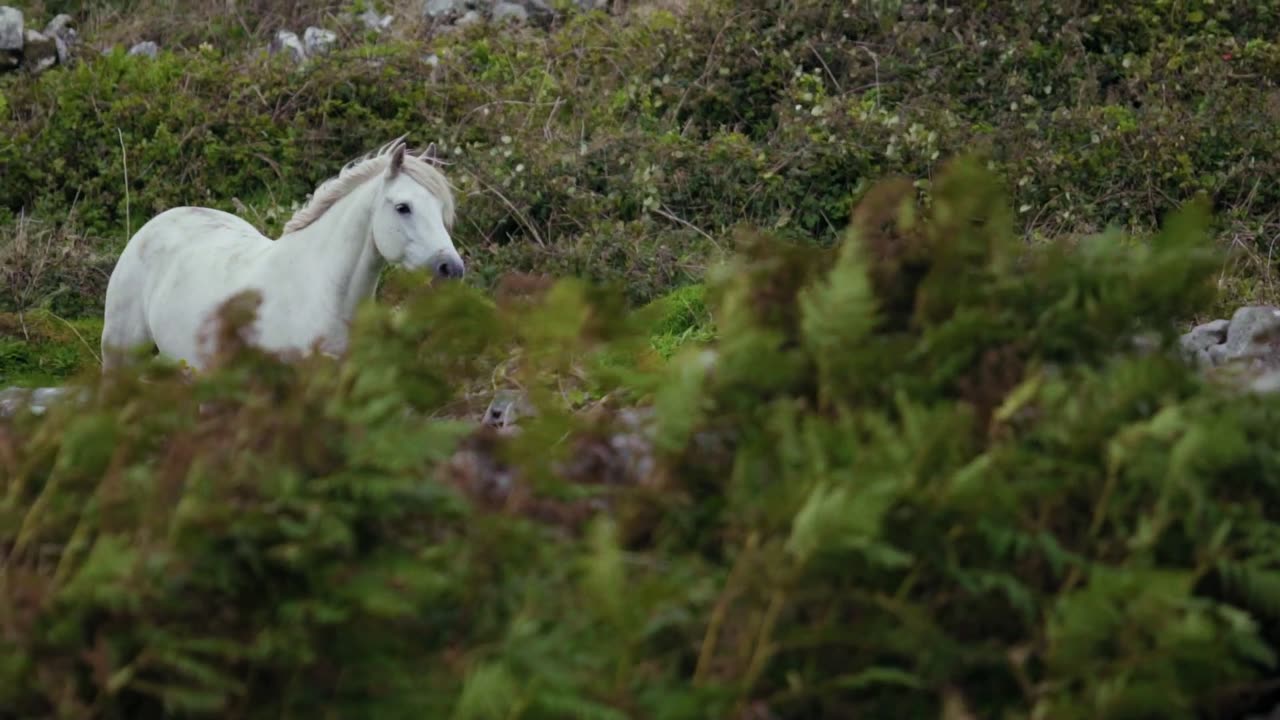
[1210,305,1280,369]
[358,9,394,31]
[518,0,557,26]
[1175,305,1280,395]
[1177,306,1280,373]
[22,29,56,73]
[44,13,75,40]
[127,40,158,58]
[492,2,529,23]
[303,26,337,56]
[44,13,76,64]
[610,406,657,484]
[1179,318,1230,368]
[421,52,441,80]
[455,10,483,26]
[0,387,28,416]
[0,386,83,417]
[576,0,611,9]
[520,0,555,15]
[269,29,306,63]
[0,6,22,52]
[1248,369,1280,395]
[424,0,465,18]
[31,386,72,407]
[52,34,69,63]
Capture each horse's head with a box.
[370,140,464,280]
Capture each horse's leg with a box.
[100,251,154,373]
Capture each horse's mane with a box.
[281,136,456,236]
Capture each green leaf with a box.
[832,667,925,691]
[453,662,521,720]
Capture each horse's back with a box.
[129,206,270,261]
[123,204,273,283]
[104,206,275,368]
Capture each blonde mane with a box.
[281,137,456,236]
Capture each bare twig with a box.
[44,310,102,365]
[467,171,547,248]
[856,43,882,108]
[808,41,842,93]
[653,204,721,252]
[454,99,563,129]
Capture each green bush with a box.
[4,0,1280,328]
[5,160,1280,718]
[7,1,1280,709]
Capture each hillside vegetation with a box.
[5,1,1280,718]
[3,0,1280,384]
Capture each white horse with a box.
[100,136,464,372]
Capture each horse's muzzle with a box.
[431,252,465,280]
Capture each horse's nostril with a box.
[432,255,464,279]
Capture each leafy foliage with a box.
[5,0,1280,329]
[6,1,1280,716]
[5,159,1280,718]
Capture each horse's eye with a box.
[394,203,411,215]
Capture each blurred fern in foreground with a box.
[5,158,1280,719]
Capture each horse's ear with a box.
[421,142,439,165]
[388,142,406,177]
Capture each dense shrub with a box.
[4,160,1280,719]
[4,0,1280,330]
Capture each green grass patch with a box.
[0,312,102,386]
[644,282,715,359]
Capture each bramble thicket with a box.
[5,1,1280,718]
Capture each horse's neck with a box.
[271,179,385,321]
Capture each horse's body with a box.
[100,137,462,371]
